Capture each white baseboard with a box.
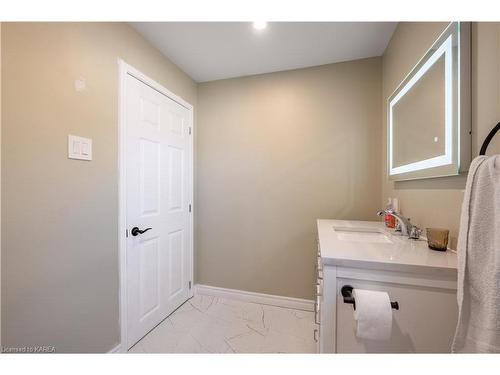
[108,344,122,353]
[194,284,314,312]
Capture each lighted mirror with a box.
[388,22,471,181]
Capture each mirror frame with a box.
[387,22,471,181]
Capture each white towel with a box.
[452,155,500,353]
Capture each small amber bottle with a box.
[384,198,396,228]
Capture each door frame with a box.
[117,59,194,352]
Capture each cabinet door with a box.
[336,278,458,353]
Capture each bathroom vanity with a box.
[315,219,458,353]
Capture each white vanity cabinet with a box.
[316,220,458,353]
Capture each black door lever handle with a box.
[131,227,152,236]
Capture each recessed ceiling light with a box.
[252,21,268,31]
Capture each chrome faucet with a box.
[377,209,422,239]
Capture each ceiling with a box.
[132,22,397,83]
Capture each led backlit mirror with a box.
[388,22,471,181]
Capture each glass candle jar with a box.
[426,228,449,251]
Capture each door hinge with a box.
[189,127,192,135]
[126,229,129,238]
[189,204,192,213]
[189,281,192,289]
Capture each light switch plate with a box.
[68,135,92,161]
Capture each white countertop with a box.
[317,219,457,276]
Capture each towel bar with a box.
[341,285,399,310]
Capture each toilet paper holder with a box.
[341,285,399,310]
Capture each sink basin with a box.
[333,226,393,244]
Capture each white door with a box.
[125,73,193,349]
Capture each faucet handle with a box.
[409,226,422,240]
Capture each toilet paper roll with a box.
[353,288,393,340]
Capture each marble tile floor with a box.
[128,294,318,353]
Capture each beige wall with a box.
[4,21,499,352]
[473,23,500,156]
[0,22,2,348]
[1,22,197,352]
[382,22,500,249]
[197,58,382,299]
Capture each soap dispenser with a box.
[384,198,396,228]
